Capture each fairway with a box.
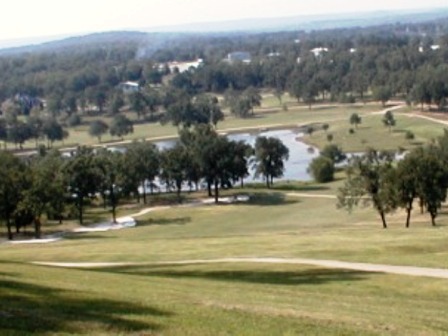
[2,181,448,335]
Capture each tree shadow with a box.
[66,234,117,240]
[271,184,330,192]
[137,217,191,227]
[226,192,300,206]
[102,265,369,287]
[0,278,171,334]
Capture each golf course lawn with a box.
[2,180,448,335]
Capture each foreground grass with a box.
[1,260,448,335]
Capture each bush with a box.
[326,134,333,142]
[405,130,415,141]
[308,156,335,183]
[349,128,355,134]
[320,144,346,164]
[67,114,82,127]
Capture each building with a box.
[118,81,140,94]
[227,52,252,64]
[167,59,204,73]
[310,47,329,57]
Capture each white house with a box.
[118,81,140,94]
[311,47,329,57]
[168,59,204,73]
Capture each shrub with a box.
[308,156,335,183]
[67,114,82,127]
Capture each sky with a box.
[1,0,447,43]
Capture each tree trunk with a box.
[214,179,219,204]
[430,212,436,226]
[405,206,412,228]
[207,180,212,197]
[6,219,12,240]
[78,196,84,225]
[379,211,387,229]
[34,217,41,239]
[142,181,147,204]
[240,178,244,189]
[266,175,270,188]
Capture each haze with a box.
[1,0,447,43]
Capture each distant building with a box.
[431,45,441,51]
[227,51,252,64]
[118,81,140,94]
[310,47,328,57]
[349,48,357,53]
[267,52,281,58]
[167,59,204,73]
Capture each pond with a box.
[153,129,320,183]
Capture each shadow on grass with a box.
[137,217,191,227]
[65,234,117,241]
[0,278,171,334]
[245,182,330,192]
[247,192,299,206]
[104,266,368,286]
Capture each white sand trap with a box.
[73,216,136,233]
[9,237,62,244]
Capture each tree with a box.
[373,85,392,107]
[414,146,448,226]
[110,115,133,139]
[243,86,262,115]
[349,113,362,129]
[160,144,188,202]
[320,144,346,164]
[395,150,420,228]
[0,119,6,149]
[254,136,289,188]
[194,95,224,127]
[20,152,66,238]
[326,134,333,143]
[63,147,101,225]
[129,91,147,119]
[382,110,396,132]
[0,151,28,239]
[309,156,335,183]
[338,149,397,229]
[125,141,160,204]
[95,149,126,223]
[42,118,66,148]
[89,120,109,143]
[322,124,329,133]
[7,121,33,149]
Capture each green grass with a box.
[303,113,447,152]
[3,179,448,334]
[14,103,383,151]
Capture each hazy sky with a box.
[2,0,447,41]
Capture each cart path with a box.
[32,257,448,279]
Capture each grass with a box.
[303,112,447,152]
[14,102,383,151]
[6,104,448,334]
[3,178,448,334]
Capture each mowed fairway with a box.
[3,182,448,335]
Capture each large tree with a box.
[0,151,29,239]
[63,147,101,225]
[338,149,397,229]
[254,136,289,188]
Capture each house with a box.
[118,81,140,94]
[227,51,252,64]
[167,59,204,73]
[310,47,328,57]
